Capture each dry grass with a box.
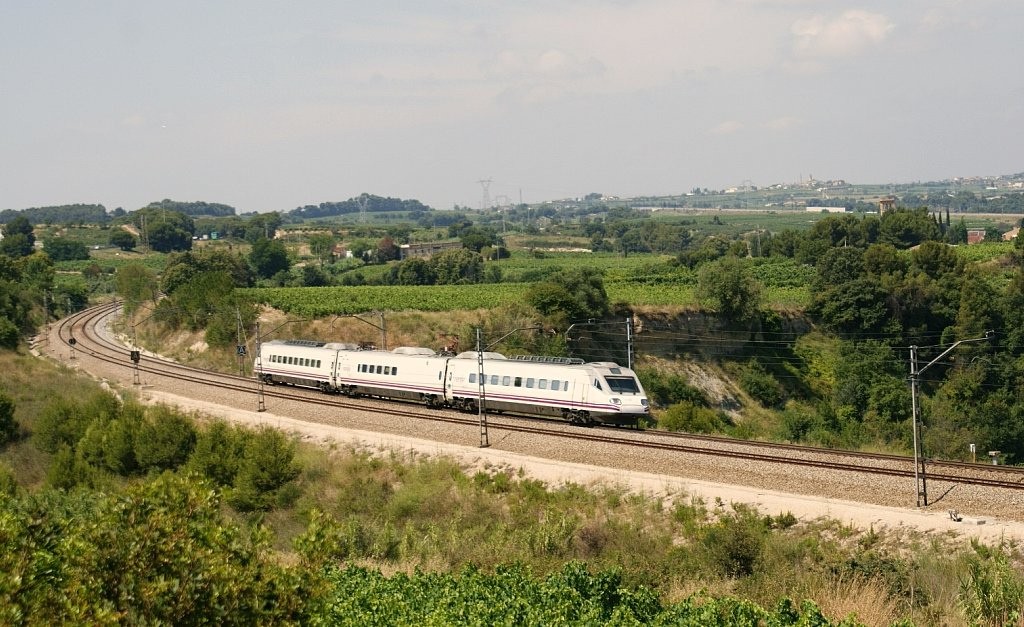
[810,576,903,627]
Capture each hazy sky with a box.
[2,1,1021,213]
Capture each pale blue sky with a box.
[2,1,1021,212]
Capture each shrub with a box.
[187,420,249,487]
[33,398,94,454]
[134,405,197,472]
[228,427,300,512]
[0,462,16,497]
[740,360,783,408]
[0,317,19,350]
[658,401,729,434]
[0,391,17,445]
[698,507,768,578]
[637,369,706,408]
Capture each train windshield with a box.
[604,377,640,394]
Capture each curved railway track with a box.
[47,301,1024,496]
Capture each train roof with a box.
[391,346,437,356]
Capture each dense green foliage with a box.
[140,198,236,217]
[0,204,108,225]
[41,237,90,261]
[0,474,317,624]
[291,193,431,219]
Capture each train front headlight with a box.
[611,397,621,405]
[640,399,649,407]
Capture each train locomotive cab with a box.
[582,362,650,426]
[445,353,649,427]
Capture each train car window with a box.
[287,357,293,365]
[501,376,511,386]
[376,365,382,374]
[469,373,476,383]
[490,375,499,385]
[514,377,522,387]
[564,381,569,391]
[525,378,533,388]
[605,377,640,393]
[384,366,391,375]
[593,379,603,391]
[551,380,560,391]
[539,379,547,390]
[393,367,398,376]
[316,360,321,368]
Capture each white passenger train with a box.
[256,339,649,426]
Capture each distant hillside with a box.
[0,204,108,225]
[140,199,236,217]
[290,193,431,219]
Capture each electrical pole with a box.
[476,327,488,448]
[908,331,993,507]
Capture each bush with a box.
[0,391,17,445]
[0,462,16,497]
[658,401,729,434]
[134,405,197,472]
[697,506,768,578]
[0,317,19,350]
[33,398,94,454]
[187,420,249,487]
[228,427,300,512]
[740,360,783,408]
[637,369,706,408]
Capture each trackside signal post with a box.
[908,331,993,507]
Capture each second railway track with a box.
[40,301,1024,518]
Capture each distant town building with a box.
[399,240,463,260]
[878,196,896,214]
[967,229,987,244]
[1003,227,1020,241]
[806,206,847,213]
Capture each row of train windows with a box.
[269,355,322,368]
[358,364,399,376]
[468,373,568,391]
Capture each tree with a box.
[431,248,483,284]
[307,233,335,268]
[249,237,290,279]
[109,229,137,251]
[879,208,942,249]
[813,247,864,291]
[41,238,90,261]
[134,209,195,252]
[0,215,35,257]
[696,257,762,323]
[526,267,610,322]
[161,249,255,294]
[244,212,282,242]
[115,264,157,315]
[147,221,193,253]
[375,236,400,262]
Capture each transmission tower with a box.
[477,179,493,210]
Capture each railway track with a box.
[46,301,1024,496]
